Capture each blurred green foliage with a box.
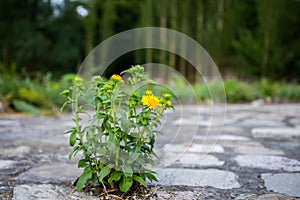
[0,63,75,114]
[0,0,300,81]
[276,83,300,102]
[224,79,253,103]
[195,79,300,104]
[137,76,300,104]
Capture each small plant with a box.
[61,65,173,194]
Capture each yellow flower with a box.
[145,90,153,95]
[163,93,172,98]
[141,95,161,109]
[74,76,83,86]
[167,100,172,106]
[75,76,82,82]
[111,74,122,81]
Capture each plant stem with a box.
[75,86,83,144]
[111,86,120,168]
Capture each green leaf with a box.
[119,175,133,192]
[108,171,122,184]
[69,129,77,146]
[127,152,139,164]
[120,111,129,132]
[64,128,74,134]
[141,144,151,153]
[87,129,95,139]
[99,165,112,181]
[78,159,86,168]
[91,173,98,185]
[108,132,118,154]
[122,163,133,177]
[145,158,155,166]
[60,100,72,112]
[69,145,84,159]
[76,169,92,191]
[146,173,158,182]
[133,175,147,187]
[97,147,106,155]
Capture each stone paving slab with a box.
[221,126,246,134]
[12,184,99,200]
[238,119,286,127]
[252,128,300,138]
[235,193,300,200]
[0,146,31,156]
[156,168,240,189]
[262,173,300,198]
[232,145,284,155]
[18,163,82,184]
[195,134,250,141]
[157,152,224,167]
[163,144,224,153]
[172,118,225,127]
[234,155,300,171]
[0,119,21,127]
[290,118,300,126]
[0,160,15,169]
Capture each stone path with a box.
[1,104,300,199]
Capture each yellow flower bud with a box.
[75,76,82,81]
[74,76,83,86]
[167,100,172,106]
[111,74,122,81]
[163,93,172,98]
[145,90,153,95]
